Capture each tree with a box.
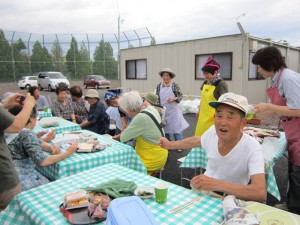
[30,41,53,73]
[77,42,91,79]
[66,37,79,79]
[150,37,156,46]
[12,38,29,80]
[51,40,65,72]
[0,29,12,81]
[93,39,118,79]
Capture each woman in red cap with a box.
[195,57,228,136]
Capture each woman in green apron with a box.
[195,57,228,136]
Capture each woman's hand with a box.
[42,130,56,142]
[254,103,275,116]
[167,98,176,103]
[51,146,60,154]
[66,142,79,154]
[159,137,170,149]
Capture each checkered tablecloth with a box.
[181,132,287,201]
[0,163,224,225]
[36,130,147,180]
[37,108,52,118]
[33,117,81,134]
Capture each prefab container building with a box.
[120,33,300,103]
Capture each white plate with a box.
[134,187,154,199]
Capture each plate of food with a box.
[59,190,110,224]
[134,187,154,199]
[76,143,106,153]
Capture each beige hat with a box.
[144,92,158,105]
[209,93,248,114]
[159,68,176,79]
[85,89,99,99]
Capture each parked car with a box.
[83,75,111,89]
[17,76,38,89]
[37,72,70,91]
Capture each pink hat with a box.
[201,57,221,74]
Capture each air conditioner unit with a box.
[250,40,258,51]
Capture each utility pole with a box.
[118,16,120,80]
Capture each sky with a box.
[1,0,300,47]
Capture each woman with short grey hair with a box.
[119,91,168,176]
[118,91,143,114]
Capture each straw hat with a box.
[85,89,99,99]
[159,68,176,79]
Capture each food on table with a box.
[77,143,95,152]
[64,190,89,209]
[137,190,153,197]
[89,192,111,209]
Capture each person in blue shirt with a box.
[28,86,49,109]
[80,89,110,135]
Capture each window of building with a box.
[248,52,264,80]
[126,59,147,79]
[195,53,232,80]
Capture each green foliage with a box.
[12,38,29,80]
[93,39,118,79]
[0,29,13,81]
[66,37,80,79]
[150,37,156,46]
[77,42,91,79]
[0,30,123,82]
[51,40,65,72]
[30,41,53,73]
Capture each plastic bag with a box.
[223,195,259,225]
[261,137,280,163]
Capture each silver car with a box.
[37,72,70,91]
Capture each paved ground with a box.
[1,81,288,206]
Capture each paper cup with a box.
[154,182,169,203]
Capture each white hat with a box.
[159,68,176,79]
[209,93,248,114]
[85,89,99,99]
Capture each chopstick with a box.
[170,196,201,214]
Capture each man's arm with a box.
[4,93,36,133]
[191,173,266,202]
[159,136,201,150]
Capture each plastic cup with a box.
[44,107,48,112]
[154,181,169,203]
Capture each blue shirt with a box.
[271,68,300,109]
[36,95,49,109]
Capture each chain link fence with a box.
[0,28,153,82]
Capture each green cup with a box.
[154,182,169,203]
[43,107,48,112]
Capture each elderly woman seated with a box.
[51,84,76,122]
[7,106,78,191]
[70,85,88,124]
[119,91,168,176]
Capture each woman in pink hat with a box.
[195,57,228,136]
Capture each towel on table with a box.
[83,179,137,199]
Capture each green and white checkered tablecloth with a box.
[37,108,52,118]
[0,163,223,225]
[33,117,81,134]
[36,130,147,180]
[181,132,287,201]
